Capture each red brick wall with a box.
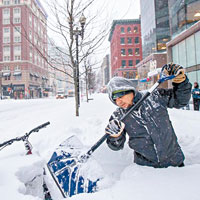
[110,22,142,77]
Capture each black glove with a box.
[105,119,125,138]
[163,63,186,83]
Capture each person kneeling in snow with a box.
[105,63,192,168]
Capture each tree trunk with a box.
[85,73,89,102]
[74,68,79,116]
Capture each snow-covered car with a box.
[56,91,68,99]
[1,95,10,100]
[56,92,65,99]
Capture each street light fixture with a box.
[79,13,86,39]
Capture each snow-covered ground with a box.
[0,94,200,200]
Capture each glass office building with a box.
[167,21,200,84]
[168,0,200,38]
[140,0,171,59]
[167,0,200,84]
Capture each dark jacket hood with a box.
[107,77,137,105]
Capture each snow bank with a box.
[0,94,200,200]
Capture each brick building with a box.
[108,19,142,79]
[0,0,48,99]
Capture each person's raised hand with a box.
[105,119,125,138]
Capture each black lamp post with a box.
[0,72,2,99]
[73,13,86,107]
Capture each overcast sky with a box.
[44,0,141,63]
[102,0,140,20]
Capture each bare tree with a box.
[45,0,109,116]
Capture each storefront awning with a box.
[148,68,162,77]
[42,76,48,80]
[34,73,40,78]
[13,71,22,76]
[3,72,11,77]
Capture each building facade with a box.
[101,54,110,86]
[168,0,200,39]
[140,0,170,59]
[137,0,200,90]
[167,0,200,85]
[167,20,200,85]
[48,39,73,96]
[136,53,167,90]
[108,19,142,79]
[0,0,48,99]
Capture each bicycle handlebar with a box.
[0,122,50,149]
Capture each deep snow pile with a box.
[0,94,200,200]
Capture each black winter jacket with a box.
[106,77,192,168]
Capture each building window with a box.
[13,0,20,4]
[136,59,140,65]
[14,76,21,81]
[14,55,21,60]
[3,27,10,33]
[186,35,196,67]
[30,51,33,61]
[3,37,10,43]
[127,37,132,44]
[121,49,126,56]
[121,60,126,68]
[3,46,10,53]
[14,36,21,43]
[3,19,10,24]
[13,8,21,14]
[3,66,10,70]
[14,73,22,80]
[135,48,140,55]
[135,37,139,44]
[14,65,21,70]
[34,18,37,29]
[4,76,11,81]
[30,46,33,61]
[14,45,21,60]
[122,72,133,78]
[127,27,131,33]
[29,13,32,26]
[3,8,10,15]
[14,45,21,52]
[13,17,21,24]
[128,48,133,55]
[120,37,125,44]
[14,26,21,42]
[128,60,133,66]
[34,34,37,45]
[14,26,21,33]
[34,53,37,63]
[195,31,200,65]
[3,0,10,5]
[29,30,32,40]
[3,9,10,24]
[133,26,138,33]
[3,56,10,61]
[121,27,125,33]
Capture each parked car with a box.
[1,95,10,100]
[56,91,66,99]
